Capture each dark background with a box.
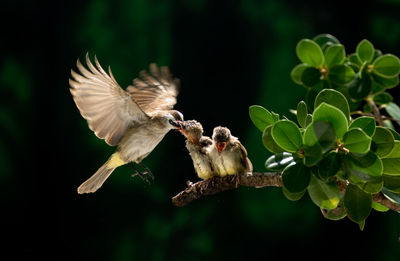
[2,0,400,260]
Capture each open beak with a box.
[216,141,226,154]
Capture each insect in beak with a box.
[216,141,226,153]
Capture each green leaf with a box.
[349,116,376,137]
[313,102,348,139]
[356,39,375,63]
[312,34,340,48]
[371,126,395,157]
[314,89,350,121]
[262,126,285,153]
[324,44,345,67]
[271,120,302,152]
[348,73,372,100]
[321,203,347,221]
[349,53,361,66]
[290,64,308,85]
[282,163,312,193]
[389,128,400,140]
[347,152,383,177]
[301,67,321,87]
[296,39,325,67]
[383,174,400,193]
[385,102,400,127]
[373,92,393,105]
[344,184,372,224]
[303,121,336,152]
[381,187,400,206]
[317,152,340,181]
[296,101,308,128]
[381,141,400,175]
[249,105,275,132]
[305,114,312,127]
[308,175,340,209]
[372,54,400,78]
[342,128,372,154]
[328,64,356,85]
[371,201,389,212]
[372,74,399,89]
[265,152,294,171]
[302,144,323,167]
[282,186,306,201]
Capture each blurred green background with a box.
[2,0,400,259]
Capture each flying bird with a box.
[209,126,253,177]
[180,120,214,180]
[69,54,183,194]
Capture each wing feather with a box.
[126,63,179,113]
[69,53,149,146]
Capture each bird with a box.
[69,53,184,194]
[208,126,253,177]
[179,120,214,180]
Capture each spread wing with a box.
[69,53,149,146]
[126,63,179,114]
[233,139,253,173]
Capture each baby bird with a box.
[180,120,214,180]
[209,126,253,177]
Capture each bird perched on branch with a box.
[179,120,214,180]
[70,54,183,194]
[209,126,253,177]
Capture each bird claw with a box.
[129,163,154,184]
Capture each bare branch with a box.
[172,172,400,213]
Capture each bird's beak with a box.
[175,120,184,132]
[216,141,226,154]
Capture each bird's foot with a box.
[131,171,151,184]
[138,162,155,181]
[129,163,154,184]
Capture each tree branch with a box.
[172,172,400,213]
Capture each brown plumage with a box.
[70,54,183,194]
[209,126,253,176]
[180,120,214,180]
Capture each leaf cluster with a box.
[249,34,400,229]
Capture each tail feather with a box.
[77,161,116,194]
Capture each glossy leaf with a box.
[344,184,372,224]
[262,126,285,153]
[271,120,302,152]
[265,152,294,171]
[349,116,375,137]
[290,64,308,85]
[296,39,325,67]
[249,105,275,132]
[303,121,336,152]
[381,141,400,175]
[328,64,356,85]
[372,74,399,89]
[349,53,361,66]
[385,102,400,127]
[313,34,340,48]
[342,128,371,154]
[313,103,348,139]
[373,92,393,105]
[317,151,340,181]
[308,175,340,210]
[372,54,400,78]
[314,89,350,121]
[282,163,312,193]
[324,44,345,67]
[371,202,389,212]
[356,39,375,63]
[302,144,323,167]
[348,73,372,100]
[296,101,308,128]
[321,203,347,221]
[381,187,400,206]
[301,67,321,87]
[382,174,400,193]
[282,186,306,201]
[371,126,395,157]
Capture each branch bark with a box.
[172,172,400,213]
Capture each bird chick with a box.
[180,120,214,180]
[209,126,253,177]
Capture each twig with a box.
[172,172,400,213]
